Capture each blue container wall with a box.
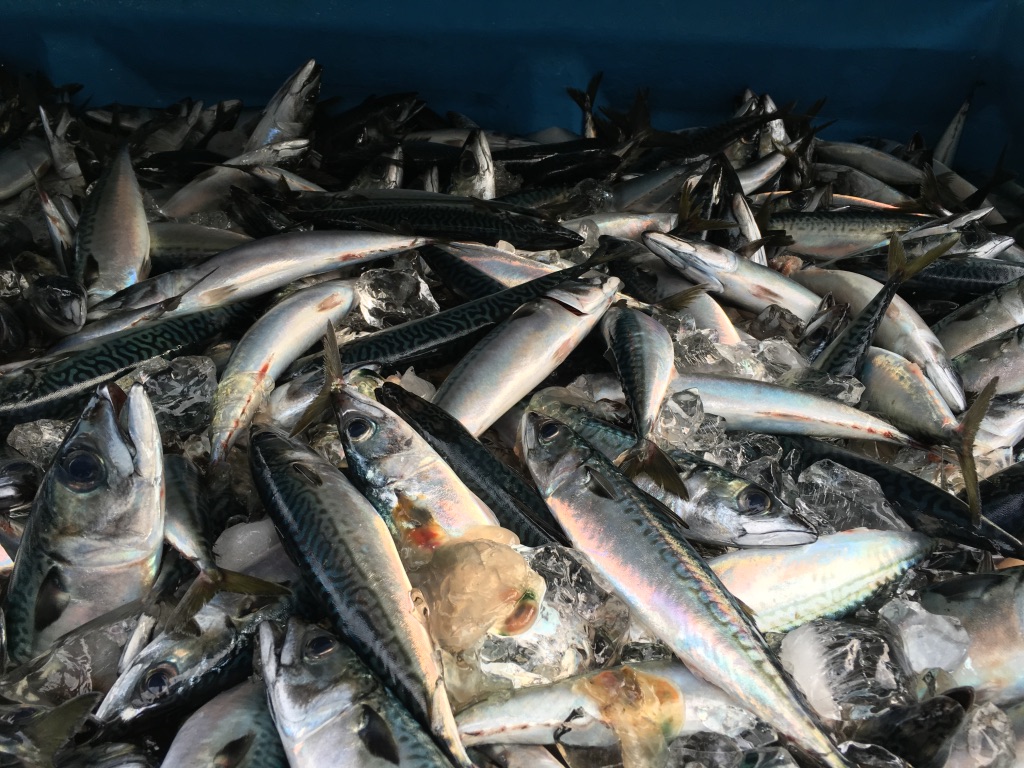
[3,0,1022,175]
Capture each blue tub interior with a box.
[3,0,1022,175]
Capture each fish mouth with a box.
[257,620,284,686]
[642,234,727,293]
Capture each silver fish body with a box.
[711,530,934,633]
[4,384,163,664]
[259,617,449,768]
[433,276,620,438]
[521,414,853,768]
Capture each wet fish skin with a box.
[768,210,927,259]
[643,231,822,323]
[521,414,853,768]
[432,275,621,438]
[779,435,1024,558]
[161,679,288,768]
[669,372,914,445]
[919,569,1024,706]
[88,230,429,321]
[25,275,87,336]
[5,384,163,664]
[244,58,322,152]
[210,280,356,463]
[259,617,450,768]
[376,381,568,548]
[0,300,256,437]
[449,128,495,199]
[93,589,289,734]
[248,427,473,767]
[932,275,1024,360]
[953,323,1024,396]
[332,384,499,561]
[74,146,151,305]
[710,530,934,633]
[455,659,771,747]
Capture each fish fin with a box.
[891,234,959,282]
[163,569,290,634]
[20,692,100,761]
[655,284,706,312]
[734,597,759,624]
[955,377,999,528]
[289,324,341,437]
[585,236,634,268]
[676,185,736,233]
[736,232,793,258]
[358,705,401,765]
[213,734,256,768]
[618,439,690,501]
[34,566,69,634]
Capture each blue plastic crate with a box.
[3,0,1021,173]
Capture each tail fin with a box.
[955,377,999,527]
[617,438,690,501]
[290,323,343,437]
[888,233,959,283]
[164,569,291,634]
[15,693,101,764]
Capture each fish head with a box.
[27,276,86,335]
[44,383,163,555]
[332,384,417,487]
[689,467,816,548]
[94,601,247,729]
[258,618,371,743]
[521,412,591,498]
[641,233,728,293]
[449,128,495,199]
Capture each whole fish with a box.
[5,384,163,664]
[88,230,429,321]
[248,427,473,767]
[767,211,927,259]
[521,414,853,768]
[74,146,151,304]
[259,617,450,767]
[669,372,913,445]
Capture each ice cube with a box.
[140,356,218,438]
[752,338,808,380]
[878,598,970,674]
[797,460,911,534]
[213,517,281,571]
[779,619,914,726]
[673,329,742,377]
[7,418,72,466]
[666,731,742,768]
[349,267,439,331]
[775,367,864,406]
[735,747,800,767]
[943,703,1017,768]
[743,304,805,344]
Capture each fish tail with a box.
[888,232,958,283]
[954,377,999,527]
[18,692,100,763]
[290,322,343,437]
[164,568,292,634]
[617,438,690,501]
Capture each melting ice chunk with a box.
[878,598,970,675]
[797,460,911,534]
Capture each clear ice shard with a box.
[878,598,970,675]
[797,460,911,534]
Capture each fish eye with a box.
[345,417,374,441]
[304,633,337,660]
[44,293,61,310]
[538,421,561,442]
[459,153,479,176]
[142,664,176,699]
[58,449,106,491]
[738,488,771,514]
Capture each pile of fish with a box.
[0,60,1024,768]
